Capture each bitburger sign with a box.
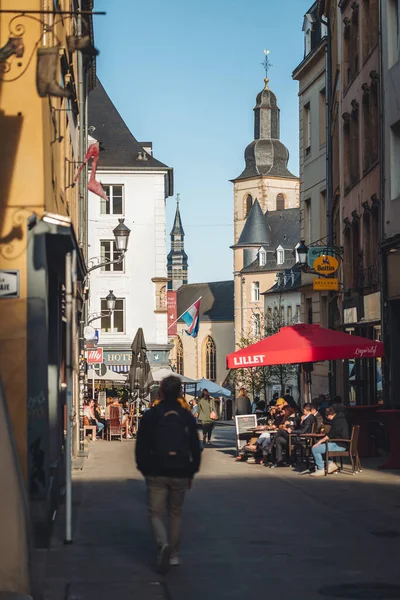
[313,254,339,274]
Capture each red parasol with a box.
[226,324,384,369]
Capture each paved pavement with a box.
[36,425,400,600]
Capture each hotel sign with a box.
[104,352,131,365]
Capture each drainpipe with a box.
[378,0,389,406]
[78,1,85,253]
[322,13,335,399]
[65,252,73,544]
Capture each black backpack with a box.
[152,406,191,470]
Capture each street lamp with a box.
[297,240,309,266]
[106,289,117,311]
[87,219,132,273]
[113,218,131,252]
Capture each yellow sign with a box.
[313,254,339,274]
[313,278,339,291]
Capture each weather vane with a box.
[261,49,273,79]
[176,193,180,207]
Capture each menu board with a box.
[235,414,257,450]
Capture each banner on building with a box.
[167,290,177,336]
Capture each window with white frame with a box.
[100,184,124,215]
[100,298,125,333]
[252,313,261,337]
[259,248,267,266]
[276,246,284,265]
[252,281,260,302]
[100,240,124,272]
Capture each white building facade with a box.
[87,80,173,373]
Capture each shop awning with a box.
[226,324,384,369]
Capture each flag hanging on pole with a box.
[181,297,201,338]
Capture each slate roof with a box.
[240,207,300,274]
[171,204,184,235]
[177,281,234,322]
[234,81,297,181]
[89,79,170,170]
[232,199,271,248]
[262,266,303,294]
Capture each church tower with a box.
[167,195,188,290]
[232,73,300,345]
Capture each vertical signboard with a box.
[167,290,177,336]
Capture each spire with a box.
[232,200,271,248]
[171,194,184,235]
[168,194,188,291]
[234,71,296,181]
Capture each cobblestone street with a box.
[37,425,400,600]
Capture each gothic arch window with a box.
[244,194,253,217]
[176,336,184,375]
[203,336,216,382]
[276,193,286,210]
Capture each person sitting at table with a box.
[105,397,132,439]
[269,404,314,467]
[311,400,325,433]
[242,401,286,463]
[310,405,350,476]
[84,399,104,438]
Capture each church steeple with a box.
[235,76,296,181]
[167,195,188,291]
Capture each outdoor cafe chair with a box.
[108,405,123,442]
[288,422,317,468]
[325,425,361,475]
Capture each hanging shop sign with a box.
[313,278,339,291]
[307,246,336,269]
[87,347,103,364]
[313,254,340,274]
[0,270,20,299]
[167,290,177,336]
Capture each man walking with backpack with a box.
[135,376,201,574]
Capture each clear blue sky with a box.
[93,0,311,283]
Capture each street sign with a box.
[0,270,20,299]
[307,246,336,269]
[95,363,107,376]
[313,254,339,274]
[313,278,339,291]
[87,347,103,364]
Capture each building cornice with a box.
[292,38,327,80]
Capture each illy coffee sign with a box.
[87,348,103,364]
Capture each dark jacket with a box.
[327,412,349,442]
[235,394,252,416]
[313,411,324,433]
[135,401,201,478]
[292,413,316,436]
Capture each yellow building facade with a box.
[0,0,95,549]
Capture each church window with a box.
[176,336,184,375]
[276,194,285,211]
[276,246,284,265]
[244,194,253,217]
[252,281,260,302]
[204,336,216,382]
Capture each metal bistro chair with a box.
[288,421,317,468]
[108,405,123,442]
[325,425,362,475]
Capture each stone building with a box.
[292,1,329,397]
[231,77,300,347]
[381,0,400,407]
[170,281,234,385]
[320,0,382,405]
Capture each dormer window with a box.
[276,245,284,265]
[259,247,267,266]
